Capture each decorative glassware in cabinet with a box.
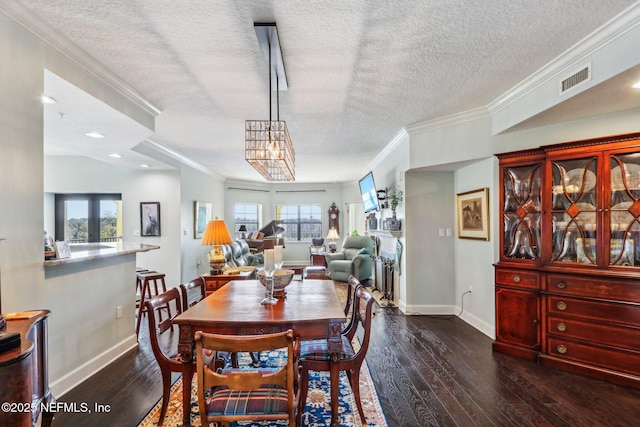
[609,153,640,266]
[550,157,597,264]
[503,164,542,259]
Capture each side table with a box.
[201,270,254,295]
[310,252,328,267]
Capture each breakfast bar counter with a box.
[44,242,160,267]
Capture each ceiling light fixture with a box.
[245,23,295,182]
[108,153,122,158]
[140,164,151,168]
[633,80,640,89]
[85,132,105,139]
[41,95,57,104]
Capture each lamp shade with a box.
[326,228,339,240]
[200,218,233,246]
[238,225,247,232]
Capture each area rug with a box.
[138,348,387,427]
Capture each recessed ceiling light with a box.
[140,164,151,168]
[41,95,57,104]
[108,153,122,158]
[633,80,640,89]
[85,132,105,139]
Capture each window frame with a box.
[54,193,122,243]
[275,204,323,242]
[233,203,261,238]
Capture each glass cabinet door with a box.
[550,157,597,264]
[503,164,542,259]
[609,152,640,267]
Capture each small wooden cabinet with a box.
[0,310,54,427]
[494,132,640,389]
[201,270,254,295]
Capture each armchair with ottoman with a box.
[325,235,373,283]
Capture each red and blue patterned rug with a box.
[139,346,387,427]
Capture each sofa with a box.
[325,235,374,283]
[207,239,262,276]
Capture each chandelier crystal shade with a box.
[246,23,295,182]
[245,119,295,181]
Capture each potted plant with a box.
[388,188,403,231]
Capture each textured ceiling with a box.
[17,0,640,182]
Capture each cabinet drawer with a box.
[547,315,640,352]
[546,295,640,328]
[546,273,640,304]
[547,336,640,376]
[495,269,540,289]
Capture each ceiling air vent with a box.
[560,64,591,95]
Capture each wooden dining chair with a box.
[144,288,185,426]
[297,285,375,425]
[179,276,206,311]
[195,329,298,427]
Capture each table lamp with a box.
[326,228,339,253]
[201,217,233,274]
[238,224,247,239]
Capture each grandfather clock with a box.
[328,203,339,236]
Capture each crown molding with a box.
[404,107,490,134]
[364,128,409,175]
[488,2,640,115]
[139,139,223,179]
[0,2,161,118]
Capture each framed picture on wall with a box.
[456,188,489,240]
[140,202,161,237]
[194,201,213,238]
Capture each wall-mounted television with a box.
[358,171,380,213]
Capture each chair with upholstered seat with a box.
[144,288,186,426]
[325,235,374,283]
[297,285,375,425]
[179,276,206,311]
[342,275,363,333]
[195,329,297,427]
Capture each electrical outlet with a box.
[116,305,123,319]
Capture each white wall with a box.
[454,158,498,337]
[403,170,455,314]
[180,165,226,281]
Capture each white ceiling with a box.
[15,0,640,182]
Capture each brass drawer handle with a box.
[557,322,567,332]
[513,275,521,283]
[557,301,567,311]
[556,281,567,289]
[557,344,568,354]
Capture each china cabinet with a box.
[494,132,640,389]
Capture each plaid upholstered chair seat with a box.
[205,385,289,416]
[196,330,297,426]
[299,335,355,361]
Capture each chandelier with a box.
[245,23,295,182]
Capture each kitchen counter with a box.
[44,242,160,267]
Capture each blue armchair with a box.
[325,235,373,282]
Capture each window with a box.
[275,204,322,241]
[234,203,261,238]
[55,194,122,243]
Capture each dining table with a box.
[173,278,347,427]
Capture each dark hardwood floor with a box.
[52,294,640,427]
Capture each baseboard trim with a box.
[51,334,138,398]
[401,304,458,315]
[458,309,495,339]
